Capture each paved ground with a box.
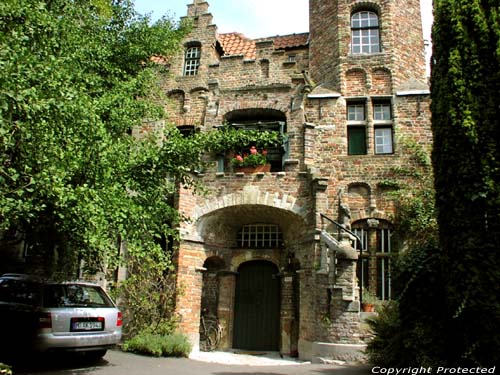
[11,349,373,375]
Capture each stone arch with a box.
[223,104,289,117]
[230,253,280,272]
[194,187,305,223]
[166,89,185,109]
[371,67,392,95]
[346,182,372,221]
[350,1,381,16]
[345,68,368,96]
[190,86,209,94]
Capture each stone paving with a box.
[189,350,312,366]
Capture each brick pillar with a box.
[217,271,236,349]
[175,242,205,352]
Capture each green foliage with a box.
[431,0,500,366]
[366,302,403,366]
[0,0,193,276]
[368,136,444,367]
[122,332,191,357]
[201,126,281,155]
[112,252,178,339]
[367,245,447,367]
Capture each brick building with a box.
[159,0,431,361]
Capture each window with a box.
[224,108,288,172]
[351,11,380,54]
[347,103,367,155]
[348,104,365,121]
[373,102,393,154]
[353,220,393,300]
[237,224,283,248]
[373,103,391,121]
[183,46,200,76]
[374,128,393,154]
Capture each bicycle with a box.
[199,314,223,351]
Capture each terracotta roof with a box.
[257,33,309,49]
[217,33,257,60]
[150,55,170,65]
[217,32,310,60]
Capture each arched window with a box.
[351,11,380,54]
[184,45,201,76]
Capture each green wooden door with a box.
[233,261,280,351]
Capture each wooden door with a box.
[233,261,280,351]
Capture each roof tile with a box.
[217,32,309,60]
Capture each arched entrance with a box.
[233,260,280,351]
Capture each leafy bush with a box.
[112,254,179,339]
[365,301,402,366]
[366,244,446,367]
[122,332,191,357]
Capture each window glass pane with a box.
[351,11,380,54]
[375,127,393,154]
[184,46,200,76]
[348,104,365,121]
[373,104,391,120]
[377,257,391,300]
[348,126,367,155]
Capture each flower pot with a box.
[235,164,271,173]
[361,303,375,312]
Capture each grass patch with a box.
[122,332,192,357]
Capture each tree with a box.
[0,0,195,276]
[0,0,281,279]
[431,0,500,365]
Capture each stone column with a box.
[280,272,295,356]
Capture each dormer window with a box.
[184,45,201,76]
[351,11,380,54]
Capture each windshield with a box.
[43,284,114,308]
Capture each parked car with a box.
[0,273,122,360]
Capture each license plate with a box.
[71,318,104,331]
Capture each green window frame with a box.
[347,102,367,155]
[348,126,367,155]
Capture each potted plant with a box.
[361,289,379,312]
[231,146,271,173]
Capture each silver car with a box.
[0,274,122,359]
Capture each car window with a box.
[43,284,114,308]
[0,279,42,306]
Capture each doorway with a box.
[233,260,280,351]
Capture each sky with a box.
[133,0,434,69]
[133,0,433,42]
